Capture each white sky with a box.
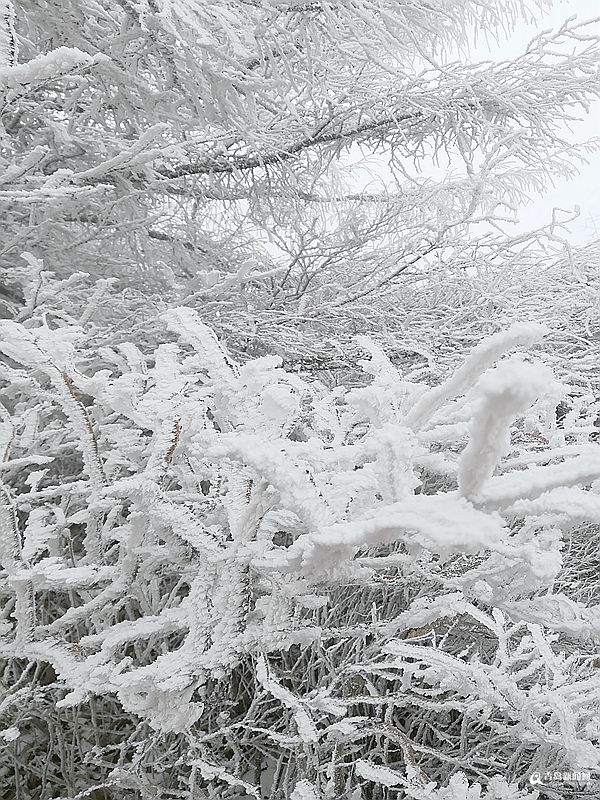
[484,0,600,243]
[345,0,600,245]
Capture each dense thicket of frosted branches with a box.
[3,2,600,800]
[3,303,600,799]
[2,1,600,361]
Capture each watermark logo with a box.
[529,770,594,786]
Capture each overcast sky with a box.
[345,1,600,246]
[478,0,600,243]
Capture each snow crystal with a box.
[1,727,19,742]
[405,322,548,432]
[0,47,98,87]
[287,493,507,573]
[459,358,559,498]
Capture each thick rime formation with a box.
[1,2,600,367]
[1,312,600,797]
[2,1,600,799]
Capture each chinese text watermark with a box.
[529,770,594,786]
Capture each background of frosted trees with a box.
[2,1,600,798]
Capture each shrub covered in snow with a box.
[1,309,600,797]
